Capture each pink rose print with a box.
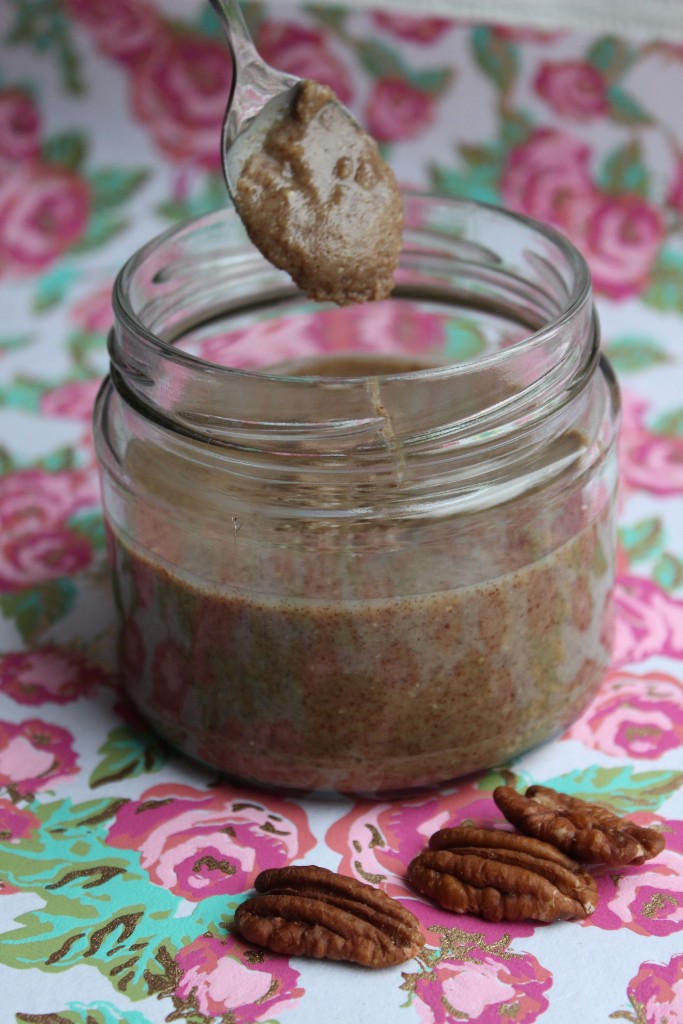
[579,193,665,300]
[131,30,233,171]
[40,379,102,423]
[501,128,594,231]
[175,932,303,1022]
[70,284,114,334]
[0,90,40,169]
[0,798,41,841]
[0,467,99,592]
[66,0,160,65]
[612,575,683,667]
[0,165,90,274]
[410,942,551,1024]
[0,719,78,795]
[620,953,683,1023]
[565,670,683,759]
[257,23,353,106]
[0,528,91,590]
[588,817,681,937]
[106,782,315,900]
[534,61,609,120]
[200,301,445,370]
[371,14,453,44]
[623,435,683,496]
[0,647,110,705]
[365,78,437,143]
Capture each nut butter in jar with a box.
[93,195,620,794]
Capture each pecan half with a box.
[233,865,424,968]
[407,826,597,923]
[494,785,665,866]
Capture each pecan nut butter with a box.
[94,197,620,794]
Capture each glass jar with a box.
[93,194,619,795]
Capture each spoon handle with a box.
[209,0,299,145]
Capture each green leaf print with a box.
[605,336,669,372]
[606,86,651,125]
[600,140,650,196]
[355,38,406,79]
[310,5,350,33]
[69,213,128,254]
[618,518,664,563]
[430,151,501,205]
[444,318,487,360]
[69,510,106,553]
[0,376,49,413]
[89,726,167,788]
[543,765,683,814]
[33,265,81,314]
[68,330,109,378]
[156,174,226,222]
[472,27,518,94]
[41,131,87,172]
[0,798,231,1003]
[653,406,683,437]
[87,169,150,210]
[7,0,84,94]
[653,551,683,592]
[0,579,78,645]
[643,248,683,313]
[587,36,635,81]
[0,335,32,353]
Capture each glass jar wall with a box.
[93,194,620,794]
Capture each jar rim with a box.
[112,190,592,388]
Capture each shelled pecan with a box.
[494,784,665,866]
[233,865,424,968]
[407,825,597,923]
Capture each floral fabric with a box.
[1,2,682,1023]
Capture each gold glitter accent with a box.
[500,1003,522,1017]
[641,892,678,918]
[624,726,659,740]
[76,798,128,827]
[135,798,173,814]
[232,802,263,812]
[365,824,385,848]
[352,840,362,853]
[45,865,126,890]
[46,931,86,965]
[260,821,290,836]
[244,949,265,964]
[192,856,236,876]
[610,873,624,887]
[440,996,468,1020]
[85,912,143,956]
[255,977,279,1003]
[353,860,386,884]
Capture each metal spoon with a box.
[208,0,404,305]
[209,0,301,194]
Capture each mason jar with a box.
[93,194,619,795]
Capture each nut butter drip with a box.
[233,80,404,306]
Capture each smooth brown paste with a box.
[111,356,615,794]
[233,81,404,306]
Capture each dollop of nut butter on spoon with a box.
[210,0,404,305]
